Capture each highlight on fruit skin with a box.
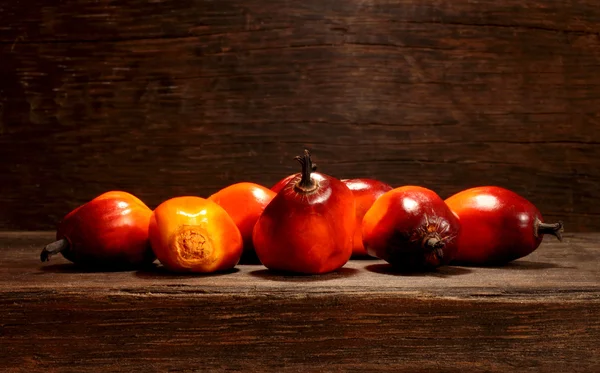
[253,149,355,275]
[445,186,564,266]
[40,190,155,269]
[208,182,276,263]
[362,185,461,271]
[149,196,243,273]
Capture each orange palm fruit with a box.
[208,182,276,263]
[149,196,243,273]
[341,178,393,257]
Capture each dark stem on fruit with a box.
[423,237,445,259]
[536,220,564,241]
[294,149,318,192]
[40,238,69,262]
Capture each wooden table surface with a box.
[1,231,599,372]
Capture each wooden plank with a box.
[0,232,598,297]
[2,293,599,372]
[0,232,599,372]
[1,0,599,43]
[1,0,600,231]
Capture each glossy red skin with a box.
[342,178,393,257]
[270,173,299,193]
[56,192,154,267]
[362,186,460,270]
[253,173,355,274]
[445,186,547,265]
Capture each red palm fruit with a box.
[445,186,563,265]
[40,191,154,268]
[362,186,460,270]
[253,150,355,274]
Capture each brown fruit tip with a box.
[536,220,564,242]
[40,238,69,262]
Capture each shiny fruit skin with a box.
[253,173,355,275]
[56,191,154,267]
[342,178,393,257]
[445,186,562,265]
[271,174,298,193]
[208,182,276,262]
[149,196,243,273]
[362,186,460,270]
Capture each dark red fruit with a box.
[362,186,460,270]
[445,186,563,265]
[253,150,355,274]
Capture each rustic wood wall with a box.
[0,0,599,231]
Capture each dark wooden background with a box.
[0,0,599,231]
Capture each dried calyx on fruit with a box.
[149,196,243,273]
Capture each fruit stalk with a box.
[536,220,564,241]
[423,237,445,261]
[423,236,444,250]
[294,150,317,192]
[40,238,69,262]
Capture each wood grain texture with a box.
[0,232,599,372]
[1,1,599,231]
